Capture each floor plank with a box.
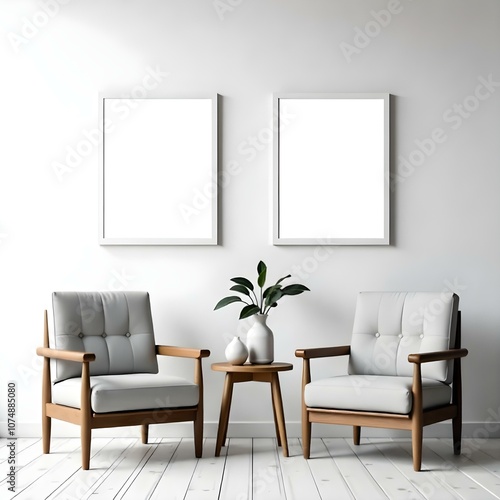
[278,438,322,500]
[185,438,228,500]
[252,438,286,500]
[82,438,159,499]
[345,438,426,499]
[120,438,180,500]
[323,438,388,499]
[149,438,199,500]
[305,438,354,499]
[473,439,500,463]
[219,438,253,500]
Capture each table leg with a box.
[215,373,234,457]
[270,372,289,457]
[271,387,282,447]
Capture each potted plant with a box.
[215,261,309,364]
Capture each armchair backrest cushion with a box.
[348,292,459,383]
[53,291,158,382]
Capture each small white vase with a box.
[247,314,274,364]
[225,336,248,365]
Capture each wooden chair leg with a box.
[194,411,203,458]
[452,414,462,455]
[353,425,361,445]
[301,398,311,459]
[141,424,149,444]
[301,358,311,459]
[42,414,51,454]
[81,362,91,470]
[452,351,463,456]
[81,422,91,470]
[411,362,423,471]
[194,357,204,458]
[412,425,423,472]
[41,321,52,455]
[302,413,311,459]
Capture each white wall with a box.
[1,0,500,439]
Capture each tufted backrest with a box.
[348,292,459,383]
[52,291,158,382]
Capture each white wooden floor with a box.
[1,437,500,499]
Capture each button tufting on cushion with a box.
[52,291,159,382]
[348,291,458,383]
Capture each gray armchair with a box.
[296,292,467,471]
[37,291,210,470]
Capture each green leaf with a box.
[281,284,310,296]
[230,285,251,296]
[276,274,292,285]
[214,296,243,310]
[263,284,281,298]
[257,261,267,275]
[230,277,254,291]
[257,261,267,288]
[239,304,260,319]
[265,288,283,307]
[257,268,267,288]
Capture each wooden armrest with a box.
[36,346,96,363]
[156,345,211,359]
[295,345,350,359]
[408,348,468,364]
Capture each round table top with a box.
[211,362,293,373]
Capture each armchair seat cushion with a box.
[304,375,451,414]
[53,374,199,413]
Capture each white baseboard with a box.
[2,421,500,439]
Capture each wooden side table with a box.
[211,362,293,457]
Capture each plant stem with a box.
[251,289,259,308]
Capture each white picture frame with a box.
[99,94,218,245]
[273,93,390,245]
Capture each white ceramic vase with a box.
[247,314,274,364]
[225,336,248,365]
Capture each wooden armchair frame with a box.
[295,312,467,471]
[36,311,210,470]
